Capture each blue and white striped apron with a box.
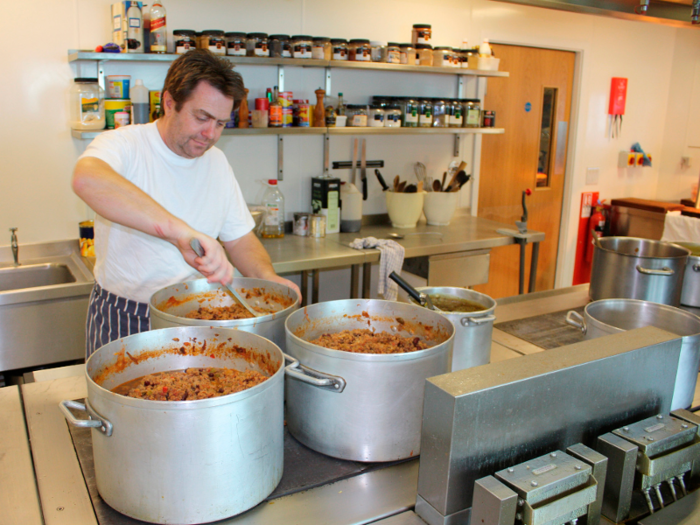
[85,283,150,358]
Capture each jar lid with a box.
[74,77,98,83]
[313,37,331,43]
[370,41,387,46]
[415,44,433,50]
[369,105,384,110]
[434,46,452,51]
[330,38,347,44]
[387,42,400,47]
[224,31,246,38]
[202,29,225,36]
[291,35,313,40]
[349,39,371,44]
[269,34,290,40]
[246,32,268,38]
[346,104,367,110]
[413,24,432,28]
[399,43,414,48]
[386,104,401,111]
[173,29,196,36]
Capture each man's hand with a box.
[259,273,302,304]
[180,234,234,286]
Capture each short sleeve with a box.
[79,128,134,179]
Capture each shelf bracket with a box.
[454,135,460,157]
[97,61,106,91]
[325,67,332,96]
[277,136,284,181]
[457,75,465,99]
[277,65,285,92]
[323,133,330,177]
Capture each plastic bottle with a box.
[337,92,346,116]
[479,39,492,57]
[269,86,283,127]
[126,1,144,53]
[261,180,285,238]
[149,0,167,53]
[131,79,150,124]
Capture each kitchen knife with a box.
[351,138,358,186]
[360,139,367,200]
[374,169,389,191]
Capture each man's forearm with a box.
[223,232,277,278]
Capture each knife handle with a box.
[362,177,368,200]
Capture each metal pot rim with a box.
[86,327,285,409]
[285,299,455,362]
[596,237,690,260]
[149,278,300,327]
[584,298,700,336]
[414,286,496,317]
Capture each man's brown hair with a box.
[162,49,245,114]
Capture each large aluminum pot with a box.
[284,299,454,462]
[414,286,496,371]
[59,326,284,524]
[590,237,689,306]
[150,277,299,351]
[677,243,700,307]
[566,299,700,410]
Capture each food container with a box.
[309,214,326,237]
[70,78,105,131]
[415,44,433,66]
[414,286,496,371]
[463,99,481,128]
[291,35,313,59]
[174,29,196,54]
[449,99,463,127]
[370,41,387,62]
[418,99,433,127]
[331,39,348,61]
[433,47,452,67]
[368,105,385,127]
[412,24,432,45]
[312,37,331,60]
[293,212,310,236]
[423,191,459,225]
[384,105,402,127]
[432,99,448,127]
[386,190,425,228]
[346,104,368,127]
[105,75,131,99]
[589,237,689,306]
[59,326,285,524]
[113,111,130,128]
[482,110,496,128]
[104,99,130,130]
[566,299,700,410]
[284,299,454,461]
[402,97,419,127]
[269,34,291,58]
[246,32,269,57]
[348,39,371,61]
[150,278,300,351]
[225,31,247,56]
[79,220,95,257]
[677,242,700,307]
[200,30,225,55]
[386,43,401,64]
[399,43,416,65]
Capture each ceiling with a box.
[492,0,700,28]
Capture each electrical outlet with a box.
[586,167,600,185]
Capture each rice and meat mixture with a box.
[115,367,268,401]
[185,304,259,320]
[309,328,428,354]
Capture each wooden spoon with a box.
[417,181,424,193]
[441,172,447,192]
[433,179,442,192]
[404,184,417,193]
[397,181,407,193]
[393,175,400,192]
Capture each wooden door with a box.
[474,44,576,299]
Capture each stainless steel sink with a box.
[0,240,95,372]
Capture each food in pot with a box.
[112,367,268,400]
[310,328,429,354]
[427,294,486,313]
[182,287,293,320]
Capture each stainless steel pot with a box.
[415,286,496,371]
[284,299,454,462]
[566,299,700,410]
[150,278,299,351]
[59,326,285,524]
[677,243,700,308]
[589,237,689,306]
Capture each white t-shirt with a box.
[80,123,254,304]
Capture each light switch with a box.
[586,167,600,185]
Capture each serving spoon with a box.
[189,239,263,318]
[389,271,443,312]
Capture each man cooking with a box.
[72,49,300,357]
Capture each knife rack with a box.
[331,161,384,169]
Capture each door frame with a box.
[489,39,585,289]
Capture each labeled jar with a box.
[312,37,331,60]
[291,35,313,59]
[399,44,416,65]
[331,39,348,61]
[449,100,463,128]
[269,34,291,58]
[482,110,496,128]
[293,99,311,127]
[463,99,481,128]
[370,41,387,62]
[368,106,385,127]
[349,39,371,62]
[386,43,401,64]
[415,44,433,66]
[173,29,196,54]
[384,105,402,127]
[346,104,368,127]
[432,99,448,127]
[433,47,452,68]
[412,24,432,45]
[418,99,433,127]
[225,32,247,56]
[70,78,105,131]
[246,33,269,57]
[201,30,225,55]
[402,98,419,127]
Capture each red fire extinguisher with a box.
[586,200,607,262]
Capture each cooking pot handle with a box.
[283,353,346,393]
[565,310,587,335]
[59,399,113,437]
[693,264,700,272]
[636,265,674,276]
[460,315,496,326]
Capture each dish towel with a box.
[661,211,700,243]
[349,237,405,301]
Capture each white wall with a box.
[0,0,695,293]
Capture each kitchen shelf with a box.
[71,127,504,140]
[67,50,509,77]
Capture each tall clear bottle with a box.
[261,179,285,238]
[337,92,346,116]
[150,0,167,53]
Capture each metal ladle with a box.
[389,271,443,311]
[189,239,263,318]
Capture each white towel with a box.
[661,212,700,243]
[349,236,405,301]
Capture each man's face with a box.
[161,81,234,159]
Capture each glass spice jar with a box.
[401,97,419,127]
[291,35,313,59]
[225,32,247,56]
[449,100,463,128]
[348,39,371,62]
[415,44,433,66]
[399,44,416,65]
[368,105,385,127]
[246,33,269,57]
[412,24,432,46]
[432,99,448,127]
[269,34,291,58]
[463,99,482,128]
[174,29,196,54]
[370,41,387,62]
[386,43,401,64]
[482,110,496,128]
[346,104,368,127]
[384,105,402,127]
[201,30,225,55]
[331,39,348,61]
[312,37,331,60]
[432,47,452,68]
[418,99,433,127]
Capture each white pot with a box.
[423,191,459,226]
[386,190,425,228]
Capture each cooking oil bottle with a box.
[261,179,285,238]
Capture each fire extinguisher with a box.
[586,200,607,262]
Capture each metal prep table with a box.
[10,284,697,525]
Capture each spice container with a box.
[368,106,385,127]
[418,99,433,127]
[346,105,368,127]
[449,100,463,128]
[415,44,433,66]
[225,32,247,56]
[463,99,482,128]
[269,34,291,58]
[384,105,402,127]
[463,48,477,68]
[433,47,452,68]
[70,78,105,131]
[293,213,310,236]
[309,214,326,238]
[412,24,432,45]
[201,30,225,55]
[402,98,419,127]
[292,35,313,59]
[312,37,331,60]
[482,110,496,128]
[174,29,196,54]
[331,39,348,61]
[246,33,269,57]
[348,39,371,61]
[386,43,401,64]
[370,41,387,62]
[293,99,311,127]
[432,99,448,127]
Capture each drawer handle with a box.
[636,266,674,276]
